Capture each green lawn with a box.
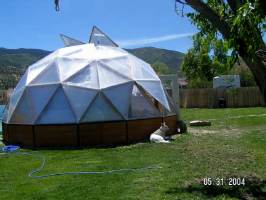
[1,108,266,200]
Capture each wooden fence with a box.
[179,87,265,108]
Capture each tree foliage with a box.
[176,0,266,101]
[151,61,170,75]
[181,33,235,87]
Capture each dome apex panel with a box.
[94,45,127,60]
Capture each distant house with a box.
[178,78,188,88]
[213,75,240,89]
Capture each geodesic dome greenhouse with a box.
[2,27,178,148]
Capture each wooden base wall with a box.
[2,115,178,148]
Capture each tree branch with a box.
[184,0,231,39]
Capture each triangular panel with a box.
[37,87,76,124]
[103,82,133,119]
[97,62,131,89]
[60,34,84,47]
[129,55,159,81]
[81,93,123,122]
[9,89,34,124]
[28,84,59,123]
[14,72,28,91]
[63,85,98,121]
[64,62,100,89]
[136,80,170,111]
[27,52,57,84]
[30,62,60,85]
[89,26,118,47]
[99,56,132,79]
[129,84,160,119]
[7,88,25,122]
[9,85,58,124]
[57,57,92,81]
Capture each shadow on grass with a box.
[165,176,266,200]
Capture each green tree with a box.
[181,34,234,87]
[151,61,170,75]
[175,0,266,102]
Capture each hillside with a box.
[0,47,184,89]
[0,48,50,69]
[127,47,184,73]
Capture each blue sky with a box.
[0,0,198,52]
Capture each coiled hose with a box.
[1,146,161,179]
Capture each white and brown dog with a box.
[150,122,170,143]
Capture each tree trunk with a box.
[241,55,266,105]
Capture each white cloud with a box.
[117,33,194,47]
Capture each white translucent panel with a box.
[28,84,59,123]
[95,46,127,60]
[81,93,123,122]
[14,71,28,92]
[59,44,100,60]
[60,34,84,47]
[11,85,58,124]
[63,85,98,121]
[9,89,35,124]
[27,53,56,84]
[57,57,92,81]
[7,88,25,122]
[103,82,133,119]
[37,87,76,124]
[129,85,160,119]
[57,45,85,57]
[97,62,131,89]
[129,55,159,81]
[89,26,118,47]
[65,62,99,89]
[30,62,60,85]
[99,56,132,79]
[9,84,59,124]
[137,80,170,111]
[32,51,57,67]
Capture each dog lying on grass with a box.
[150,122,170,143]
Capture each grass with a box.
[0,107,266,200]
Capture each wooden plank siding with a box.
[180,87,265,108]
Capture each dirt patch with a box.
[188,127,242,138]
